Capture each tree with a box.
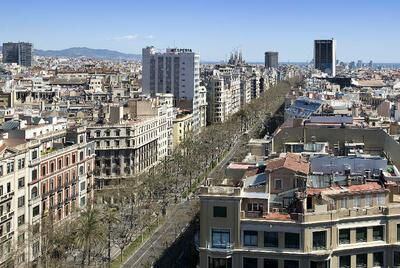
[74,207,106,266]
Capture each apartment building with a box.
[142,47,203,130]
[88,95,174,188]
[205,69,241,124]
[240,76,252,107]
[0,119,95,266]
[199,149,400,268]
[172,111,193,149]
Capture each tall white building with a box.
[142,47,202,130]
[205,69,241,124]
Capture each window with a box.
[356,227,367,242]
[7,182,10,193]
[32,169,38,181]
[32,205,40,217]
[18,177,25,189]
[18,159,25,170]
[41,165,46,177]
[377,194,385,206]
[365,194,372,207]
[80,181,86,191]
[395,251,400,266]
[274,179,282,190]
[18,196,25,208]
[398,224,400,241]
[285,233,300,249]
[18,215,25,226]
[213,206,227,218]
[50,162,55,173]
[243,257,257,268]
[32,150,38,160]
[80,196,86,207]
[284,260,299,268]
[354,196,361,207]
[243,231,258,246]
[312,231,326,250]
[264,259,278,268]
[264,231,279,247]
[31,186,38,199]
[373,226,384,241]
[310,261,329,268]
[18,233,24,244]
[356,254,367,268]
[340,197,348,209]
[373,252,383,267]
[7,162,14,173]
[339,256,350,268]
[212,229,230,248]
[247,203,263,212]
[339,229,350,244]
[208,257,232,268]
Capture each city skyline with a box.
[2,0,400,63]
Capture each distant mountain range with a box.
[0,46,141,60]
[35,47,141,60]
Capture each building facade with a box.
[0,123,95,266]
[142,47,202,130]
[2,42,33,67]
[314,39,336,77]
[264,52,279,69]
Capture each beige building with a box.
[172,112,192,149]
[88,94,174,189]
[0,120,95,267]
[199,152,400,268]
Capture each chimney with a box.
[346,175,352,187]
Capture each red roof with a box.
[266,153,309,174]
[307,182,383,196]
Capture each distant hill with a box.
[34,47,141,60]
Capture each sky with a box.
[1,0,400,62]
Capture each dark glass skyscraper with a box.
[2,42,33,67]
[264,51,278,68]
[314,39,336,76]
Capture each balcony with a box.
[241,210,268,219]
[0,191,14,202]
[0,211,14,224]
[292,206,390,223]
[206,242,234,253]
[29,142,80,166]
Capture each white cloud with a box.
[113,34,139,41]
[145,35,155,39]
